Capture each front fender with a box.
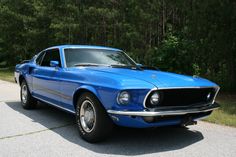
[73,85,99,98]
[72,85,122,111]
[72,85,103,109]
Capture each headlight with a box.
[150,92,160,105]
[117,91,130,105]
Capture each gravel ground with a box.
[0,80,235,157]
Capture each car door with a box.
[32,48,62,106]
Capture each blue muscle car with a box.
[15,45,220,142]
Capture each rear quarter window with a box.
[35,52,45,65]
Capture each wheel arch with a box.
[19,74,25,85]
[73,86,103,111]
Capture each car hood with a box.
[83,67,217,88]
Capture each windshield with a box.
[64,48,136,67]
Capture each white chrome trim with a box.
[80,100,96,133]
[122,51,137,65]
[212,86,220,104]
[107,104,219,117]
[156,86,219,89]
[143,88,158,108]
[143,86,220,109]
[61,48,67,68]
[33,96,75,114]
[33,50,44,65]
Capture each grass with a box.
[0,68,14,83]
[204,94,236,127]
[0,68,235,127]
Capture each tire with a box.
[76,92,114,143]
[20,80,37,109]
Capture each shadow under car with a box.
[5,101,204,155]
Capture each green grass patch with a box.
[0,68,14,83]
[204,97,236,127]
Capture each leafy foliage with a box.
[0,0,235,92]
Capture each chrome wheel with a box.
[21,84,28,104]
[76,92,114,142]
[80,100,96,133]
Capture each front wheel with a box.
[76,92,114,143]
[20,80,37,109]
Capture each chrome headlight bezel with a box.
[117,91,130,105]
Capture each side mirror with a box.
[50,60,59,67]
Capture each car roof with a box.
[46,45,122,51]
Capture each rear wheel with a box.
[20,80,37,109]
[76,92,114,143]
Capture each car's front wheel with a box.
[76,92,114,143]
[20,80,37,109]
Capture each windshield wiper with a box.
[74,63,143,70]
[139,65,159,70]
[74,63,111,67]
[111,64,142,70]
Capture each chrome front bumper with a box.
[107,103,219,117]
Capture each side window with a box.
[41,49,61,67]
[35,51,45,65]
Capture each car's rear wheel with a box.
[76,92,114,143]
[20,80,37,109]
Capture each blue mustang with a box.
[15,45,220,142]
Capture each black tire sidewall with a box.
[76,92,113,142]
[76,94,97,137]
[21,81,29,107]
[20,80,36,109]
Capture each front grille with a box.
[145,88,216,108]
